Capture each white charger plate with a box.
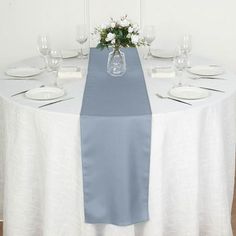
[169,86,210,100]
[151,49,176,59]
[61,50,78,59]
[188,65,224,76]
[25,87,65,100]
[5,67,42,78]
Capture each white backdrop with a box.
[0,0,236,71]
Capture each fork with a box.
[11,85,45,97]
[156,93,192,106]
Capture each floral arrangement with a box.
[95,15,146,50]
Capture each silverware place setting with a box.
[11,85,45,97]
[1,77,38,81]
[38,97,74,108]
[155,93,192,106]
[189,76,226,80]
[198,86,225,93]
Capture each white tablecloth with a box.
[0,51,236,236]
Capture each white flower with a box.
[133,24,139,32]
[100,23,108,30]
[110,22,116,28]
[131,34,140,45]
[105,32,116,42]
[111,39,116,44]
[120,19,130,27]
[127,34,131,38]
[128,27,134,33]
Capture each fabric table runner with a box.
[80,48,152,225]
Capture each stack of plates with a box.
[169,86,210,100]
[25,87,65,100]
[61,50,78,59]
[5,67,42,78]
[151,49,176,59]
[187,65,224,76]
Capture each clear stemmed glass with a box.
[143,25,156,59]
[37,35,51,69]
[76,24,88,59]
[173,48,188,87]
[47,50,63,86]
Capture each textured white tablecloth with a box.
[0,52,236,236]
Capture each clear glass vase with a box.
[107,48,126,77]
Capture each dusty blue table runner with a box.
[80,48,152,226]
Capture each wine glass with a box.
[173,48,188,87]
[47,50,62,86]
[37,35,51,69]
[143,25,156,59]
[76,24,88,59]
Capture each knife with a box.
[191,76,226,80]
[2,78,35,80]
[38,97,74,108]
[199,86,225,93]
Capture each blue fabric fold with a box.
[80,48,152,226]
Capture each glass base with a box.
[107,49,126,77]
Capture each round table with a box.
[0,52,236,236]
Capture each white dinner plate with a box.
[5,67,42,78]
[151,49,176,59]
[61,50,78,59]
[188,65,224,76]
[25,87,65,100]
[169,86,210,100]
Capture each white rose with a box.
[100,24,108,30]
[105,32,116,42]
[111,39,116,44]
[110,22,116,28]
[120,19,129,27]
[128,27,134,33]
[131,34,140,45]
[133,24,139,32]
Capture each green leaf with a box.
[96,43,105,50]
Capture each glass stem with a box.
[187,54,191,68]
[178,71,184,86]
[148,46,151,57]
[144,45,151,60]
[44,56,49,71]
[80,47,83,57]
[53,71,58,87]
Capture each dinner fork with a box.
[155,93,192,106]
[11,85,45,97]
